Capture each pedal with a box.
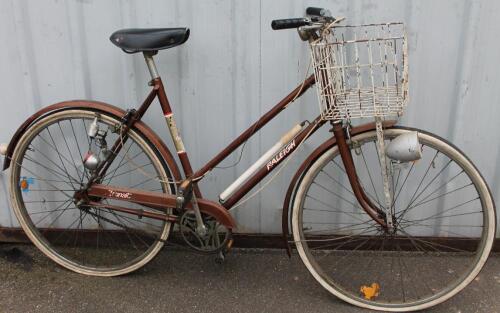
[226,238,234,252]
[214,250,225,264]
[214,237,234,264]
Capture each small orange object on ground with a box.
[360,283,380,300]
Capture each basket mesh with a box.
[310,22,408,120]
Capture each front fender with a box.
[2,100,182,184]
[281,120,397,256]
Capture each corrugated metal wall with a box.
[0,0,499,235]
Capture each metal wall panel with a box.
[0,0,499,236]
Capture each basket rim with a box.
[329,21,405,28]
[310,36,406,47]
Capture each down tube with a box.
[222,118,325,209]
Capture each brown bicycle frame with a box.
[85,73,386,228]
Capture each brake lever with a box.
[297,16,345,41]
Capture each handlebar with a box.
[271,7,334,31]
[306,7,332,18]
[271,18,310,30]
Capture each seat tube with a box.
[143,53,184,155]
[143,53,200,196]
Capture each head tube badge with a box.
[20,177,35,192]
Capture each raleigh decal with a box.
[108,190,132,199]
[267,140,296,171]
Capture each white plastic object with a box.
[88,117,99,138]
[385,131,422,162]
[0,143,7,156]
[219,124,303,202]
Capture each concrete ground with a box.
[0,244,498,313]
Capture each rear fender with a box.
[6,101,236,229]
[281,120,397,256]
[2,100,182,184]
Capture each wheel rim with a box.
[292,128,495,310]
[10,110,174,275]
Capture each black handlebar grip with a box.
[306,7,331,17]
[271,18,309,30]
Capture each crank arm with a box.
[190,195,207,236]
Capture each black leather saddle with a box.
[110,28,190,53]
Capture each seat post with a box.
[143,52,160,80]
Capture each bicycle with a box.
[0,7,495,312]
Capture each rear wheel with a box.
[9,109,176,276]
[292,127,496,311]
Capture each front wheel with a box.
[291,127,496,311]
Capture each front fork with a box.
[374,117,395,230]
[331,121,391,230]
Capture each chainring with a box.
[179,210,232,254]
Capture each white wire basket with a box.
[310,22,408,120]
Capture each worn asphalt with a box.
[0,244,498,313]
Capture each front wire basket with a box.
[310,22,408,120]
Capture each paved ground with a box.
[0,244,498,313]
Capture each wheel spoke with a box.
[57,122,84,182]
[102,162,153,182]
[360,146,383,208]
[312,181,358,207]
[409,170,464,209]
[397,151,440,220]
[69,119,90,182]
[101,141,135,183]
